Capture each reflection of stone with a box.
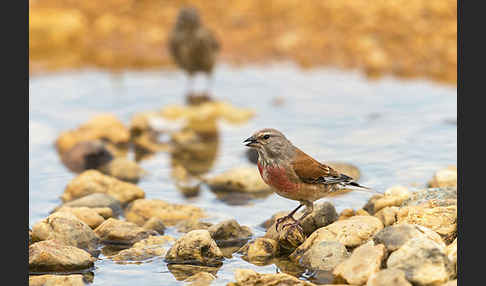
[186,92,213,106]
[170,127,219,177]
[167,264,220,282]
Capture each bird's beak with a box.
[243,136,258,147]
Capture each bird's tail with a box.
[345,181,381,194]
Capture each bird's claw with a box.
[275,215,297,231]
[281,221,304,239]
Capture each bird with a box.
[243,128,375,233]
[168,7,220,93]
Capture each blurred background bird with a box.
[168,7,220,94]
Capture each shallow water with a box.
[29,63,456,285]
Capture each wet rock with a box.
[333,242,386,285]
[165,230,224,266]
[54,206,109,229]
[202,166,272,193]
[366,269,412,286]
[428,166,457,188]
[29,240,96,273]
[397,194,457,243]
[445,238,457,275]
[61,170,145,204]
[109,235,174,262]
[227,269,316,286]
[142,217,166,234]
[386,237,455,285]
[56,114,130,155]
[54,193,122,217]
[184,271,216,286]
[176,219,213,233]
[31,212,99,252]
[60,140,113,173]
[94,218,157,245]
[363,186,411,214]
[293,241,349,272]
[373,224,445,253]
[186,93,213,106]
[290,215,383,262]
[168,264,220,281]
[326,162,361,181]
[125,199,205,227]
[98,157,145,183]
[29,274,86,286]
[208,219,252,245]
[239,238,279,263]
[374,206,399,226]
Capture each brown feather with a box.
[291,148,342,184]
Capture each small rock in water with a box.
[366,269,412,286]
[165,230,224,266]
[53,193,122,217]
[124,199,205,227]
[60,140,113,173]
[29,274,86,286]
[62,170,145,204]
[333,242,386,285]
[98,157,145,183]
[109,235,174,263]
[208,219,252,246]
[56,113,130,155]
[203,166,273,193]
[29,240,96,273]
[31,212,99,253]
[54,206,109,229]
[428,166,457,188]
[239,238,279,264]
[94,218,157,245]
[264,217,306,253]
[142,217,167,235]
[386,237,455,285]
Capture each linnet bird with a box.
[168,7,220,93]
[244,128,374,233]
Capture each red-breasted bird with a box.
[244,128,374,232]
[168,7,220,93]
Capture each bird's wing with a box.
[291,148,353,185]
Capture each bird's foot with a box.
[281,221,304,237]
[275,215,297,231]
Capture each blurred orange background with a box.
[29,0,457,84]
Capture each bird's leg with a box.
[282,201,314,233]
[275,203,303,231]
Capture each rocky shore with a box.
[29,110,457,286]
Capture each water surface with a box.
[29,63,457,285]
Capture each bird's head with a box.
[244,128,293,159]
[175,7,201,31]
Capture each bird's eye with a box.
[263,135,270,140]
